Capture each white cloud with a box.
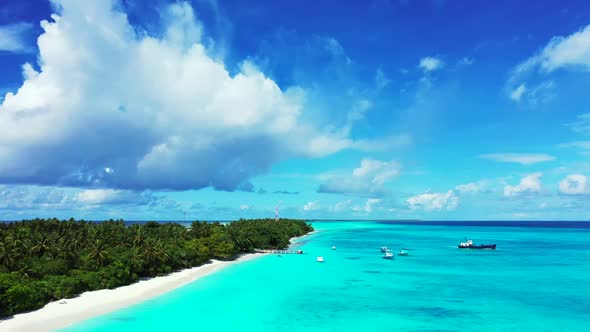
[0,185,70,209]
[333,199,352,212]
[75,189,153,205]
[510,84,527,101]
[480,153,555,165]
[0,185,161,211]
[566,113,590,136]
[520,24,590,72]
[318,158,400,197]
[0,22,33,53]
[239,204,249,210]
[507,25,590,104]
[560,141,590,150]
[406,190,459,211]
[419,56,444,72]
[504,172,542,197]
[455,181,485,194]
[303,200,319,211]
[323,37,351,64]
[0,1,390,191]
[352,198,382,213]
[459,57,474,65]
[375,68,391,89]
[559,174,588,195]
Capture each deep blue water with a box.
[63,221,590,332]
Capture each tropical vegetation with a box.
[0,218,313,317]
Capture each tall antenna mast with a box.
[275,205,279,221]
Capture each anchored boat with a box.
[458,239,496,250]
[382,251,394,259]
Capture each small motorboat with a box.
[331,246,336,250]
[458,239,496,250]
[316,256,325,263]
[382,251,394,260]
[398,250,409,256]
[380,246,389,253]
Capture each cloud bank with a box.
[406,190,458,211]
[0,0,390,192]
[317,158,400,197]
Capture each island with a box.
[0,218,314,318]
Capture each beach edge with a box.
[0,252,265,332]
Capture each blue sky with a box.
[1,0,590,220]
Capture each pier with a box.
[257,249,304,254]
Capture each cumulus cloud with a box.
[455,181,485,194]
[317,158,400,197]
[332,199,352,212]
[480,153,555,165]
[504,172,542,197]
[419,56,444,72]
[406,190,458,211]
[559,174,588,195]
[0,22,33,53]
[0,0,390,192]
[352,198,382,213]
[303,200,319,211]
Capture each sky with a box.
[1,0,590,221]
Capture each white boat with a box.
[383,251,394,259]
[316,256,324,262]
[398,250,409,256]
[331,246,336,250]
[380,246,389,252]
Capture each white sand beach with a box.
[0,253,265,332]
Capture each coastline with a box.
[288,230,317,248]
[0,252,265,332]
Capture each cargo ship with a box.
[458,239,496,250]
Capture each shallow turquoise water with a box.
[64,221,590,332]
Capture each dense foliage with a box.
[0,218,313,317]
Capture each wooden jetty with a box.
[257,249,304,254]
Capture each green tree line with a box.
[0,218,313,317]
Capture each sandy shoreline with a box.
[0,253,265,332]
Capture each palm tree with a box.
[129,247,145,274]
[132,226,146,247]
[0,242,15,268]
[87,240,109,266]
[31,236,51,257]
[55,238,76,266]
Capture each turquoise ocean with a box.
[64,221,590,332]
